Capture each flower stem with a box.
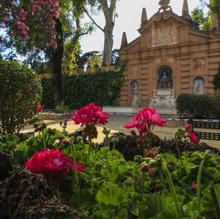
[196,150,209,213]
[162,157,182,219]
[210,183,220,219]
[71,143,81,204]
[42,128,46,149]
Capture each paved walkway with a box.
[22,120,118,144]
[22,115,220,148]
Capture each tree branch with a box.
[110,0,117,11]
[84,7,104,32]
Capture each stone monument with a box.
[150,66,176,108]
[149,89,176,108]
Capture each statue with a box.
[130,81,139,107]
[159,0,171,11]
[193,78,205,95]
[158,71,171,89]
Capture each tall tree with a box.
[195,0,220,31]
[0,0,88,106]
[209,0,220,30]
[191,7,209,31]
[85,0,118,65]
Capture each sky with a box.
[80,0,201,52]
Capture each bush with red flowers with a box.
[124,107,166,136]
[71,103,109,141]
[2,103,220,219]
[124,107,166,149]
[72,103,109,126]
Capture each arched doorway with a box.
[157,66,173,89]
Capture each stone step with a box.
[103,106,178,118]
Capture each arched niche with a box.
[130,80,139,94]
[157,66,173,89]
[130,80,139,107]
[193,76,205,95]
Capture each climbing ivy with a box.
[42,69,124,109]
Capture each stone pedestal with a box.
[131,92,139,107]
[149,89,176,108]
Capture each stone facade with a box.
[119,1,220,107]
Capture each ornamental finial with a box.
[159,0,171,11]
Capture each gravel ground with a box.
[23,114,220,148]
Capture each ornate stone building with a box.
[119,0,220,108]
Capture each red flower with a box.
[25,149,85,185]
[36,105,44,112]
[25,149,73,174]
[146,149,158,158]
[191,182,198,190]
[186,123,200,144]
[124,107,166,135]
[71,103,109,126]
[189,132,200,144]
[75,162,86,172]
[27,108,34,114]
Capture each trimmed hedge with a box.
[176,94,220,118]
[42,70,124,109]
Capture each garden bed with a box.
[1,105,220,219]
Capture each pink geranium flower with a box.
[124,107,166,136]
[25,149,85,185]
[191,182,198,190]
[71,103,109,126]
[75,162,86,172]
[189,132,200,144]
[186,123,200,145]
[25,149,74,174]
[36,105,44,112]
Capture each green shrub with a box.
[0,60,41,134]
[213,66,220,90]
[42,78,54,109]
[176,94,220,118]
[42,69,124,109]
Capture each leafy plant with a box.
[42,69,124,109]
[0,134,20,153]
[0,60,42,134]
[55,101,69,113]
[176,94,220,118]
[1,104,220,219]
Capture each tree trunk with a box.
[85,0,116,66]
[103,20,114,65]
[51,19,64,107]
[101,0,116,66]
[103,22,114,65]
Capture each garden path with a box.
[22,115,220,147]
